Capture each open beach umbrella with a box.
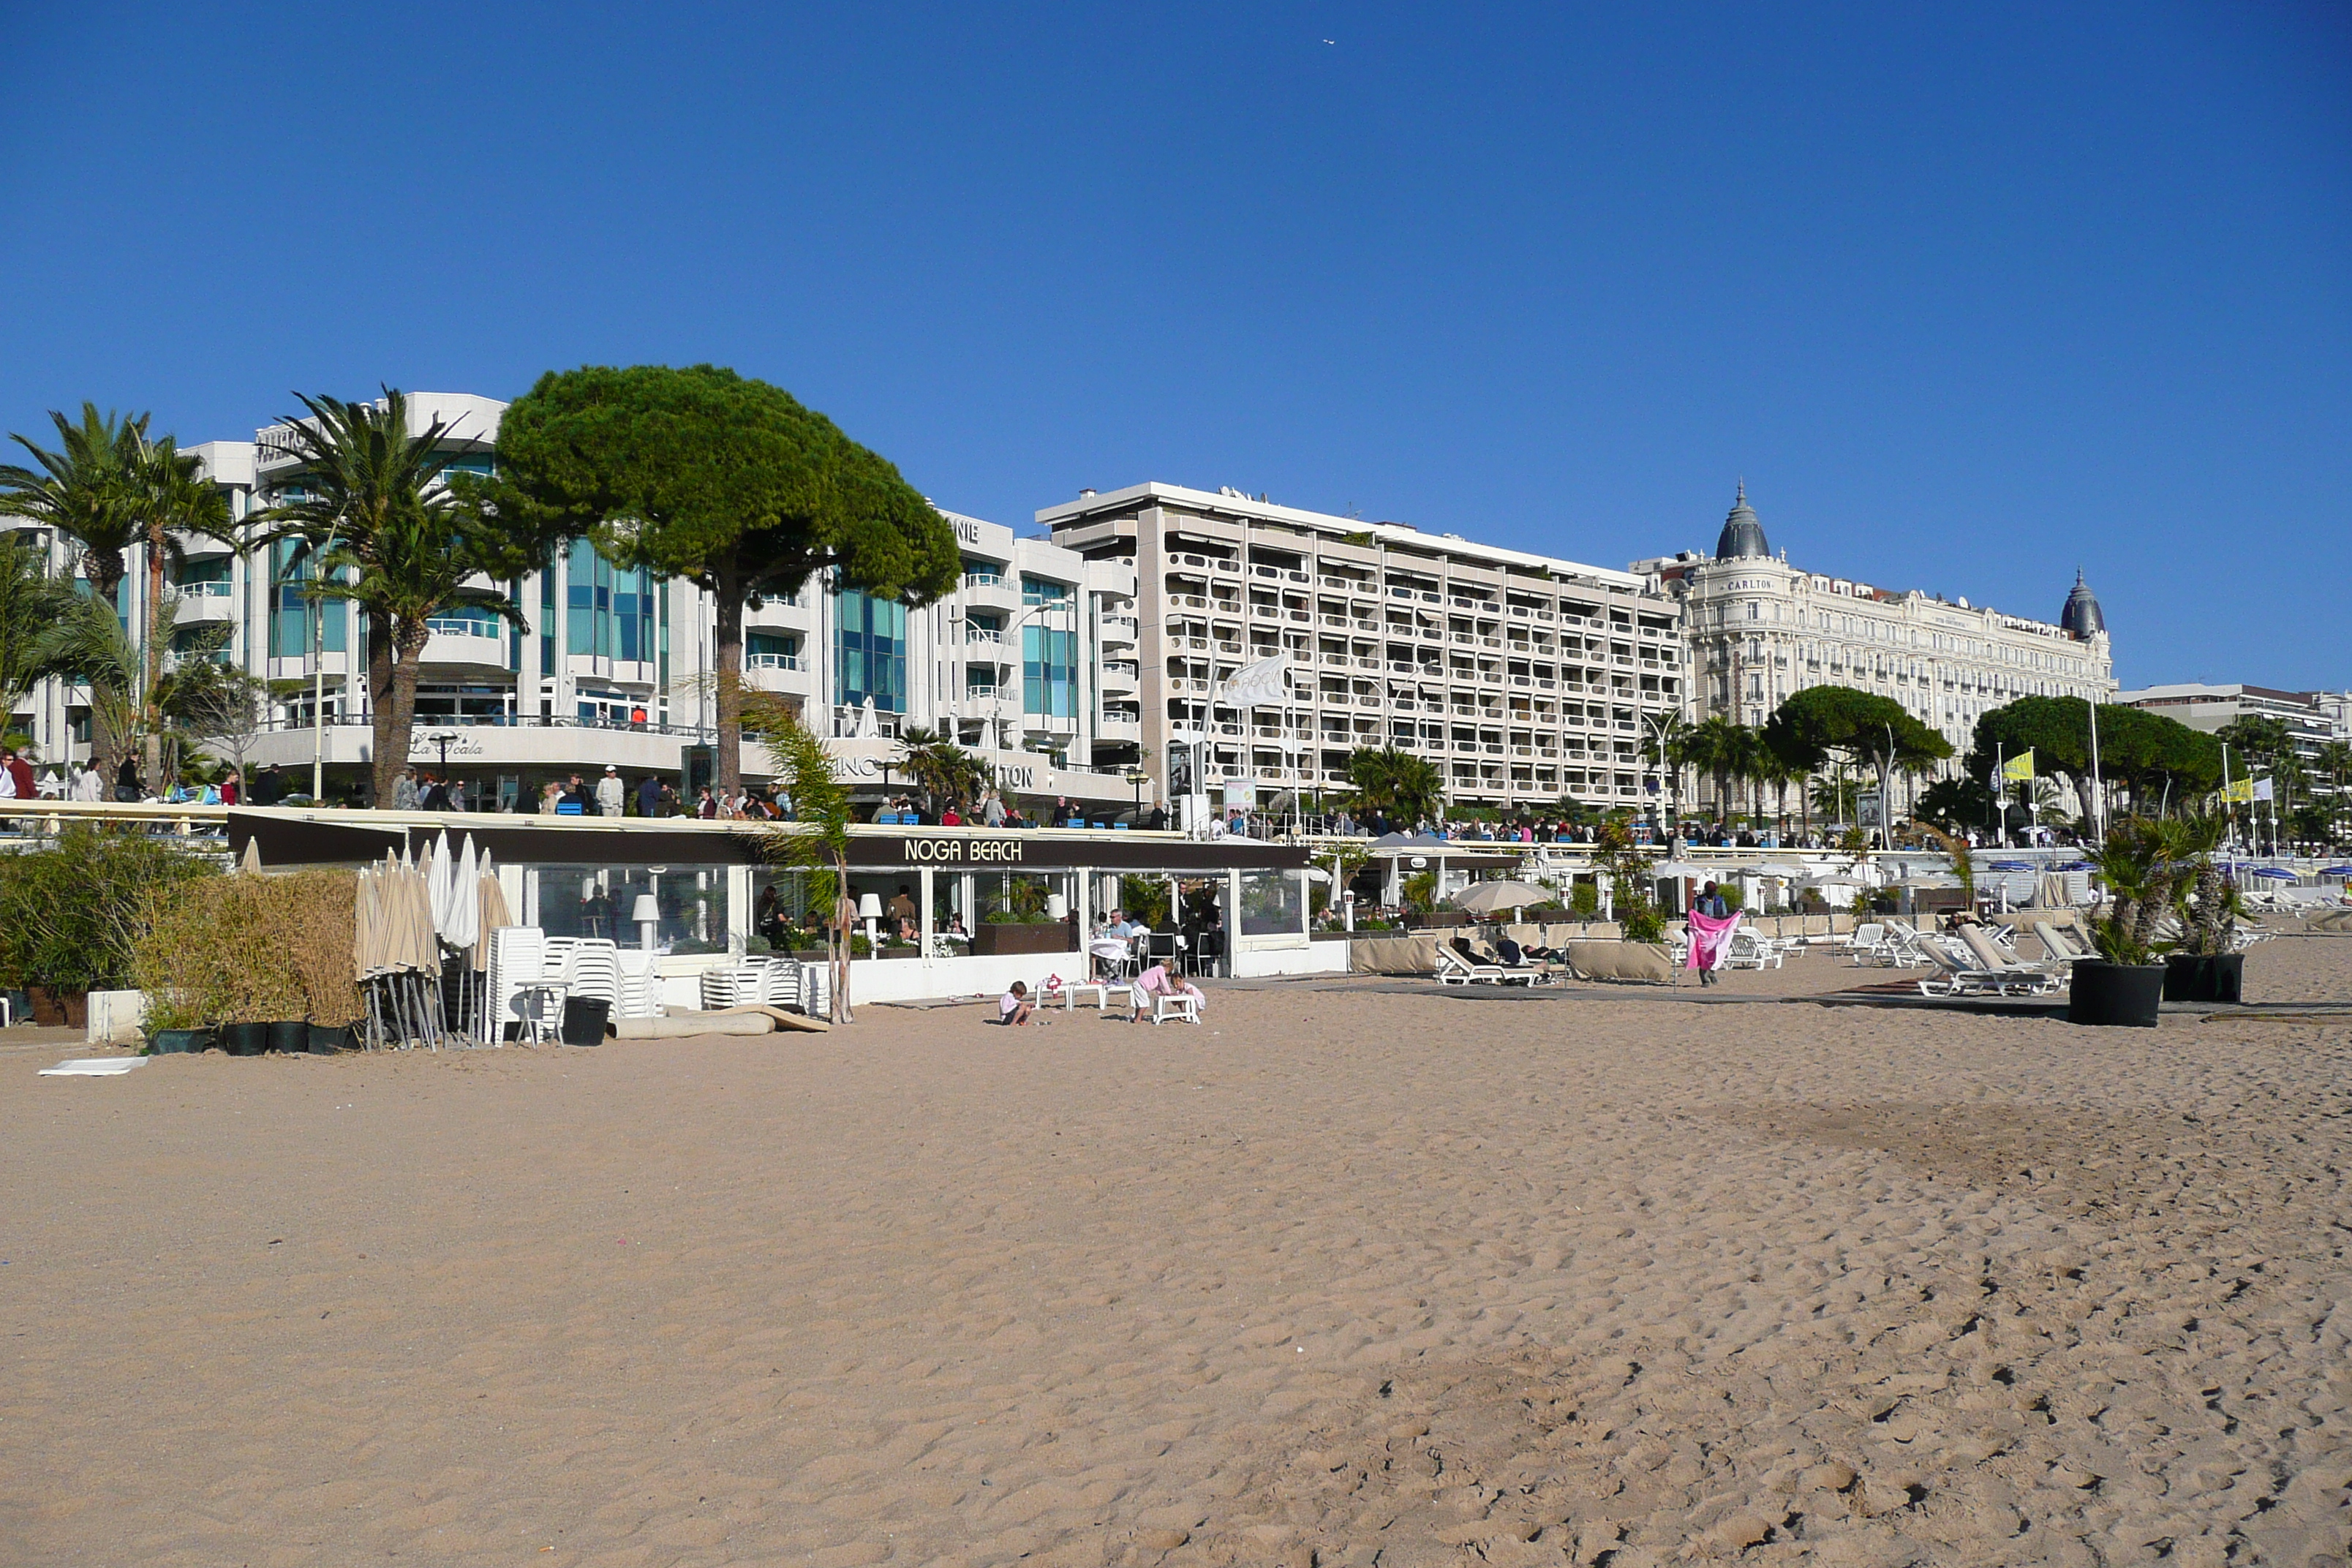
[2319,866,2352,878]
[1451,880,1556,915]
[1985,861,2034,872]
[2252,867,2299,881]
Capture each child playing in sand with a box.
[998,981,1047,1026]
[1128,959,1205,1022]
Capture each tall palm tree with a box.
[0,404,146,612]
[2314,740,2352,846]
[126,435,235,787]
[1678,715,1743,823]
[256,391,522,805]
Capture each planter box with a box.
[969,922,1075,957]
[27,987,88,1028]
[2163,952,2244,1004]
[2068,960,2165,1028]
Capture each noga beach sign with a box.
[901,836,1026,864]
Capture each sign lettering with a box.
[901,837,1027,864]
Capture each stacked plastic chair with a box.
[486,927,551,1044]
[799,962,831,1020]
[561,939,622,1005]
[761,962,802,1012]
[614,950,660,1020]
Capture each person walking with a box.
[1688,880,1733,987]
[391,768,421,811]
[595,765,625,818]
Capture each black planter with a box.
[2163,952,2244,1004]
[306,1023,354,1054]
[266,1021,309,1055]
[148,1028,214,1055]
[221,1022,270,1056]
[560,996,611,1046]
[2068,960,2166,1028]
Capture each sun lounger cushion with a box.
[1561,940,1673,984]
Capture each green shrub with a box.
[1568,881,1601,921]
[0,828,212,994]
[1716,884,1745,912]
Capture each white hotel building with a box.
[1039,483,1687,816]
[1635,486,2116,804]
[5,393,1147,812]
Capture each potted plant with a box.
[2163,816,2242,1003]
[2073,817,2183,1028]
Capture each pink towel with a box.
[1686,910,1742,972]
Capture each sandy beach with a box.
[4,937,2348,1567]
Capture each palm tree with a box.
[0,538,79,733]
[2314,740,2352,847]
[745,687,855,1023]
[255,391,522,805]
[1678,715,1743,824]
[893,725,992,818]
[1343,745,1444,828]
[0,404,146,611]
[124,436,235,788]
[32,591,143,785]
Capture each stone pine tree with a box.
[490,366,960,797]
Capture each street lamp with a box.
[1640,709,1686,839]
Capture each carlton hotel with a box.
[1635,486,2116,791]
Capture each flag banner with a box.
[2222,779,2255,804]
[1215,653,1292,709]
[2253,777,2274,803]
[2002,750,2035,782]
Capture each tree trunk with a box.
[143,524,166,791]
[830,853,852,1025]
[83,559,128,789]
[712,568,745,799]
[365,607,399,807]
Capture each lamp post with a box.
[1640,709,1685,840]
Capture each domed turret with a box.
[2059,569,2106,639]
[1714,481,1769,560]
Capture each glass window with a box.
[1022,625,1076,718]
[1020,575,1071,607]
[531,863,730,956]
[562,540,654,663]
[835,589,907,712]
[268,540,346,657]
[1239,870,1303,937]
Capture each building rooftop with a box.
[1036,481,1648,589]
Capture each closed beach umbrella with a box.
[443,835,480,951]
[427,832,456,938]
[1452,880,1556,915]
[472,869,513,973]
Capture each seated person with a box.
[998,980,1047,1026]
[1129,957,1205,1020]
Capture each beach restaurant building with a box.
[228,810,1347,1006]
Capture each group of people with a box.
[996,956,1206,1026]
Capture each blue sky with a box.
[4,4,2345,690]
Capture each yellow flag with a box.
[2002,749,2035,782]
[2221,778,2255,804]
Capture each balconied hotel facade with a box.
[1637,487,2117,766]
[1040,483,1686,816]
[5,393,1146,810]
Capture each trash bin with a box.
[559,996,611,1046]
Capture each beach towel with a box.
[1686,909,1741,973]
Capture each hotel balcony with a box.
[173,580,239,622]
[959,575,1020,614]
[419,619,515,677]
[743,652,806,693]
